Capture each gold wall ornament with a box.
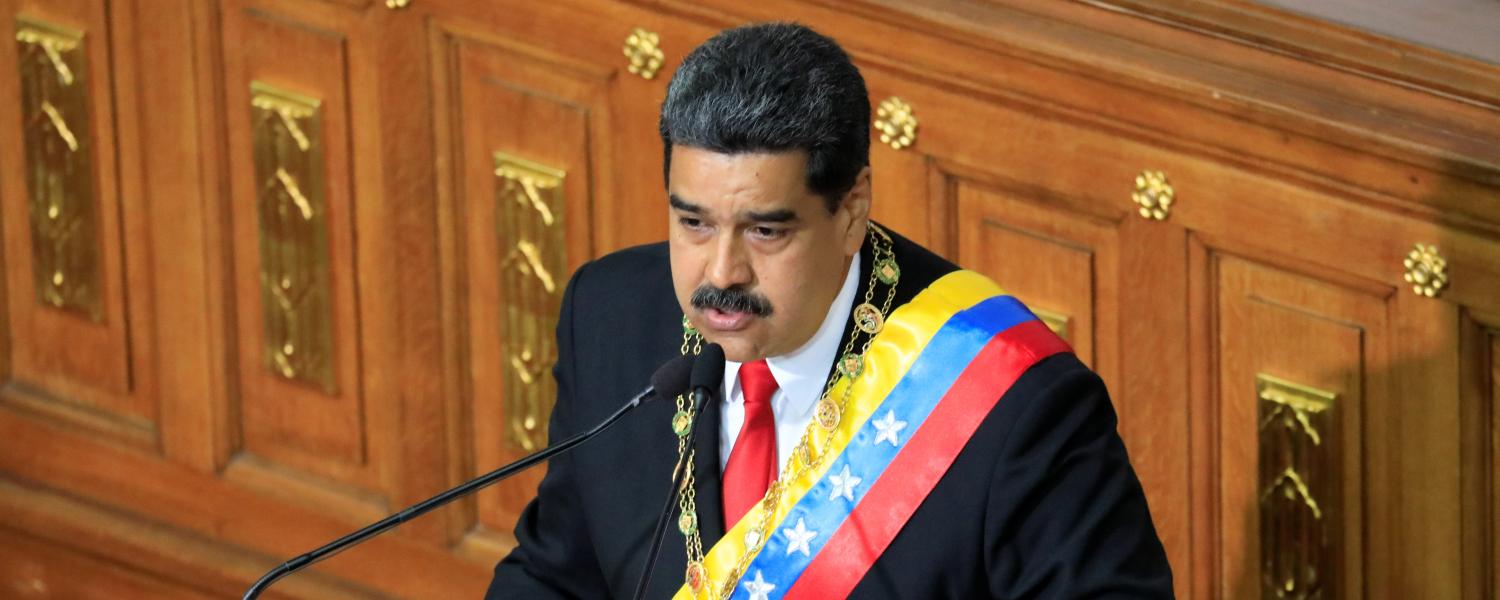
[1032,307,1071,341]
[1132,170,1174,221]
[623,28,664,80]
[874,96,918,150]
[1402,243,1448,298]
[17,18,103,319]
[251,81,337,392]
[495,152,567,453]
[1256,373,1338,600]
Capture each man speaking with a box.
[487,22,1172,599]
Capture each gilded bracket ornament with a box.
[624,28,664,80]
[874,96,917,150]
[17,18,103,319]
[1256,373,1337,599]
[1402,243,1448,298]
[495,152,567,453]
[251,81,337,392]
[1132,170,1174,221]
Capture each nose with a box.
[706,231,753,290]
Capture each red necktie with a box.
[722,360,779,527]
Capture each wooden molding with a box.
[1081,0,1500,110]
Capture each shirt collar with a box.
[724,252,862,406]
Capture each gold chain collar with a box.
[671,223,900,598]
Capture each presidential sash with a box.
[675,270,1072,599]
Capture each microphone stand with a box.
[243,386,661,600]
[631,385,714,599]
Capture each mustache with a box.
[691,285,774,317]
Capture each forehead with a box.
[668,147,812,210]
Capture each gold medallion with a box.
[672,410,693,437]
[854,302,884,334]
[686,561,705,591]
[816,398,841,430]
[875,258,900,285]
[678,510,698,535]
[681,315,698,336]
[837,353,863,379]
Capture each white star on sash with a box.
[828,464,861,502]
[872,410,908,447]
[783,518,818,557]
[743,570,776,600]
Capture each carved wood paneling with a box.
[955,180,1108,368]
[221,6,378,500]
[0,2,154,443]
[436,27,611,555]
[1211,254,1380,600]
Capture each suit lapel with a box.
[691,389,726,548]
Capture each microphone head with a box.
[649,354,695,401]
[690,344,726,392]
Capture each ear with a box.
[840,166,872,256]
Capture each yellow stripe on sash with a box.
[677,270,1005,599]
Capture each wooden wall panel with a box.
[0,0,159,446]
[1209,254,1382,599]
[218,3,385,511]
[431,25,614,555]
[955,181,1116,372]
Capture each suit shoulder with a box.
[577,242,669,286]
[565,241,677,333]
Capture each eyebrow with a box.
[668,194,702,214]
[746,208,797,223]
[668,194,800,224]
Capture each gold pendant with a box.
[853,302,884,334]
[816,398,841,430]
[837,353,863,379]
[686,561,705,592]
[672,410,693,437]
[678,510,698,535]
[875,258,900,285]
[797,443,813,468]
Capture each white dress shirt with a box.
[719,253,861,474]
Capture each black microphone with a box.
[633,343,725,600]
[243,354,696,600]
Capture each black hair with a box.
[659,22,870,212]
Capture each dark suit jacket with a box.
[486,228,1173,599]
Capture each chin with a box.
[703,335,763,363]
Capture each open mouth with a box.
[699,307,756,332]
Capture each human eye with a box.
[749,225,788,241]
[678,216,707,231]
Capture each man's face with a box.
[668,147,869,362]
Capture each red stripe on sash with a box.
[783,320,1069,599]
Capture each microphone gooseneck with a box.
[243,354,696,600]
[633,343,726,600]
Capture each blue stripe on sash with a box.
[729,295,1036,599]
